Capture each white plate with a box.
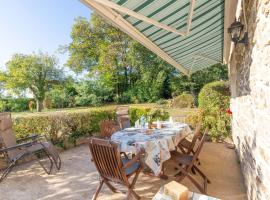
[124,127,140,131]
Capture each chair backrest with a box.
[0,113,20,159]
[118,116,131,130]
[99,120,119,138]
[89,138,128,184]
[187,124,202,154]
[116,106,129,116]
[116,106,131,129]
[187,128,209,172]
[172,115,186,123]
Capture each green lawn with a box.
[12,103,197,118]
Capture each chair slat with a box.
[99,120,119,138]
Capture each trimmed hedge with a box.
[12,106,169,149]
[13,107,116,149]
[129,107,169,125]
[195,81,231,140]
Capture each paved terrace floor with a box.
[0,143,247,200]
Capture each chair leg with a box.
[186,173,206,194]
[41,142,61,171]
[130,166,142,189]
[0,162,15,182]
[54,155,61,170]
[92,179,104,200]
[175,166,206,194]
[191,167,196,175]
[37,150,54,174]
[127,189,140,200]
[104,180,118,193]
[194,166,211,183]
[126,166,142,200]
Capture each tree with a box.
[0,52,64,111]
[64,13,228,105]
[170,64,228,99]
[65,14,176,103]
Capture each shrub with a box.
[198,81,231,140]
[13,107,116,149]
[12,106,168,149]
[185,109,204,129]
[172,93,195,108]
[129,107,169,125]
[0,98,30,112]
[156,99,168,105]
[75,94,102,107]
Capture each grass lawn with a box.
[12,103,197,118]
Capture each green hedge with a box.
[197,81,231,140]
[12,106,169,149]
[0,98,30,112]
[129,107,169,125]
[13,107,116,149]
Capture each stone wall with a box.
[229,0,270,200]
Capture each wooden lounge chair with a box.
[99,120,120,138]
[89,137,143,200]
[171,128,210,194]
[0,113,61,182]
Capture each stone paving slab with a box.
[0,142,247,200]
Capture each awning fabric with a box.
[81,0,225,75]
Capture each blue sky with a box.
[0,0,92,69]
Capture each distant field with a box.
[12,103,197,118]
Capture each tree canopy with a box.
[65,14,228,104]
[0,52,64,111]
[0,13,228,112]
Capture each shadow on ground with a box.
[0,142,247,200]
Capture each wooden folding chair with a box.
[99,120,120,138]
[89,137,143,200]
[0,113,61,182]
[171,128,210,194]
[177,124,202,155]
[116,106,131,129]
[118,116,131,130]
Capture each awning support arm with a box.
[80,0,189,75]
[89,0,195,36]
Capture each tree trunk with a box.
[36,99,43,112]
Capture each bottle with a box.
[140,115,145,128]
[157,120,161,129]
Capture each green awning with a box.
[81,0,226,75]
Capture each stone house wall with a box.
[229,0,270,199]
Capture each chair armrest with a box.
[0,142,34,153]
[16,134,41,143]
[122,151,142,170]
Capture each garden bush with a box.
[129,107,169,125]
[156,99,168,105]
[0,98,30,112]
[197,81,231,140]
[12,106,169,149]
[172,93,194,108]
[13,107,116,149]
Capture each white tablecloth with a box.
[111,122,192,175]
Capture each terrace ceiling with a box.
[81,0,236,75]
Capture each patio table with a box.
[111,122,192,176]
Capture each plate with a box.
[124,127,140,131]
